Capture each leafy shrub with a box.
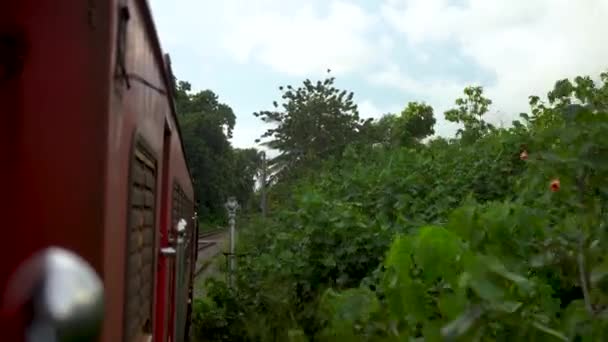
[191,279,248,342]
[192,71,608,341]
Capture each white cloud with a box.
[151,0,391,77]
[150,0,608,145]
[358,99,401,119]
[368,63,470,136]
[231,123,266,149]
[369,63,469,103]
[220,1,386,76]
[381,0,608,119]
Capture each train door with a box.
[155,120,177,342]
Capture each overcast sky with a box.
[149,0,608,149]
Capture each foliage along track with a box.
[188,71,608,341]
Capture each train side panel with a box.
[103,0,195,341]
[1,1,195,341]
[0,1,114,340]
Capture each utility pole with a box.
[225,196,239,288]
[260,151,267,218]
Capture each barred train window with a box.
[124,145,157,341]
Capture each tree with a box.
[358,114,396,147]
[525,72,608,130]
[254,71,363,181]
[175,81,258,224]
[393,102,436,145]
[359,102,436,148]
[444,86,494,143]
[230,148,263,210]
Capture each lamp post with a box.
[225,196,240,287]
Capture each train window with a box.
[124,144,157,341]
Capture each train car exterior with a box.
[0,1,198,341]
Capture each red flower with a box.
[550,178,560,192]
[520,150,528,161]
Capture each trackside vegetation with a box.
[190,71,608,341]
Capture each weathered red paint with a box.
[0,1,196,341]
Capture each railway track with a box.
[199,229,225,239]
[194,229,226,277]
[197,229,225,251]
[197,241,215,251]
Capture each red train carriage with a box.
[1,1,199,341]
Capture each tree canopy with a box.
[444,85,494,143]
[254,72,363,181]
[175,80,260,224]
[357,102,436,148]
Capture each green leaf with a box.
[561,300,589,338]
[489,300,523,313]
[483,255,534,295]
[590,260,608,286]
[288,329,308,342]
[423,321,443,342]
[462,254,505,302]
[447,204,477,242]
[531,321,568,341]
[470,276,504,302]
[438,290,468,320]
[441,305,483,341]
[402,280,430,321]
[385,234,413,282]
[414,226,463,284]
[322,255,337,267]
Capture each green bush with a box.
[192,72,608,341]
